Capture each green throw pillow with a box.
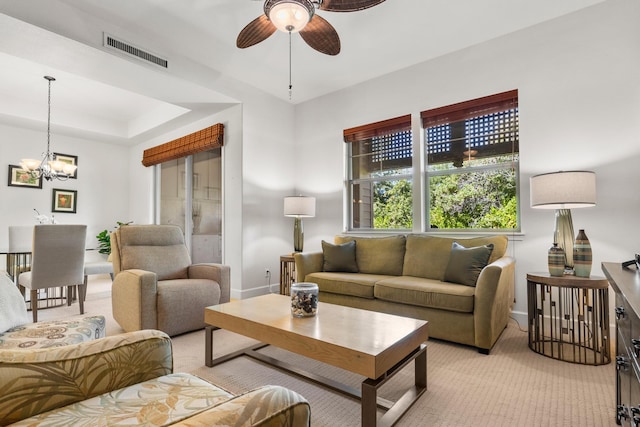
[322,240,358,273]
[443,242,494,287]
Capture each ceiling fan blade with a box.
[299,15,341,56]
[237,15,276,49]
[319,0,386,12]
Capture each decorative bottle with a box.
[548,243,565,277]
[573,229,592,278]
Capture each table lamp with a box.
[284,195,316,252]
[530,170,596,271]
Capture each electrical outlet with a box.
[265,268,270,278]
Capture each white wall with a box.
[0,123,130,250]
[293,0,640,321]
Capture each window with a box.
[422,90,519,231]
[149,124,224,262]
[344,115,413,230]
[159,150,222,263]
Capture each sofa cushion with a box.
[322,240,358,273]
[117,225,192,280]
[306,272,393,299]
[374,276,475,313]
[334,235,406,276]
[444,242,494,287]
[402,234,508,280]
[9,373,233,426]
[121,245,190,280]
[157,279,220,336]
[0,315,106,350]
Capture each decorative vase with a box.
[291,282,318,317]
[573,229,592,278]
[548,243,565,277]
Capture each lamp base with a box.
[554,209,574,270]
[293,218,304,252]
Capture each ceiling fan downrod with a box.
[288,31,293,100]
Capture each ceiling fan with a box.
[237,0,386,56]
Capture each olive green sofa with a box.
[0,330,310,426]
[294,234,515,353]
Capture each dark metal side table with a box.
[527,272,610,365]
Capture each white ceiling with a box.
[0,0,604,145]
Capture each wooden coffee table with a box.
[204,294,428,427]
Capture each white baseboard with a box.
[231,284,278,300]
[511,310,528,330]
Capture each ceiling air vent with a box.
[103,33,168,69]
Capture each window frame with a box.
[344,115,413,232]
[343,90,520,233]
[422,90,520,232]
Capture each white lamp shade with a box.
[48,160,67,173]
[268,1,311,33]
[62,163,77,175]
[530,171,596,209]
[20,159,41,171]
[284,196,316,217]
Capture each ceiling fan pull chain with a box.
[288,31,293,100]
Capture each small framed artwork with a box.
[52,188,77,213]
[53,152,78,179]
[8,164,43,189]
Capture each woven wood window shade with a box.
[421,90,518,166]
[142,123,224,167]
[421,90,518,128]
[343,114,411,143]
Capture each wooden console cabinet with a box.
[603,262,640,426]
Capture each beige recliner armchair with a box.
[110,224,230,336]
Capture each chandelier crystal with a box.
[20,76,77,181]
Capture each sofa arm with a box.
[111,269,159,332]
[294,252,324,282]
[0,330,172,426]
[473,256,516,352]
[172,385,310,427]
[189,263,231,304]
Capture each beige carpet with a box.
[38,276,616,426]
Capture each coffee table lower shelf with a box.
[205,326,427,427]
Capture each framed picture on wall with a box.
[7,164,43,189]
[53,152,78,179]
[52,188,77,213]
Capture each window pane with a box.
[348,124,413,231]
[423,92,519,231]
[351,179,413,230]
[159,150,222,263]
[191,149,222,263]
[428,167,517,230]
[160,158,185,232]
[351,130,412,179]
[427,110,518,169]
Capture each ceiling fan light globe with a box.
[268,1,311,33]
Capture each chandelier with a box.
[20,76,77,181]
